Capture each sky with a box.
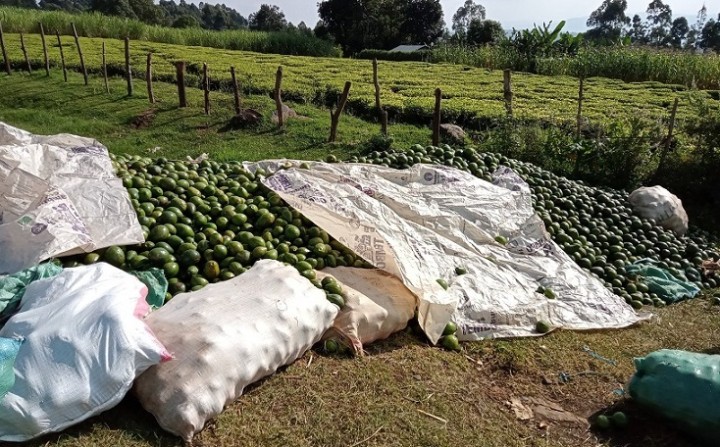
[223,0,719,32]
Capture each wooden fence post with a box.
[503,69,513,118]
[20,33,31,73]
[102,41,109,93]
[0,22,10,75]
[576,77,585,140]
[274,66,284,127]
[56,31,66,82]
[146,52,154,104]
[432,88,442,146]
[230,66,241,114]
[71,23,87,85]
[203,63,210,115]
[175,61,186,108]
[372,58,388,135]
[124,37,133,96]
[39,23,49,76]
[655,97,680,178]
[329,81,352,142]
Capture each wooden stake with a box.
[56,31,66,82]
[432,88,441,146]
[203,63,210,115]
[275,66,284,127]
[0,21,10,75]
[124,37,132,96]
[175,61,186,107]
[503,69,513,118]
[39,23,49,76]
[329,81,352,142]
[372,58,387,135]
[102,41,109,93]
[71,23,87,85]
[656,97,680,178]
[146,52,154,103]
[576,77,584,140]
[230,66,241,114]
[20,33,31,73]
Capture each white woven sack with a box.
[318,268,416,354]
[0,263,170,442]
[134,260,339,442]
[629,186,689,236]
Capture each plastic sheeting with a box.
[0,122,144,275]
[245,160,645,344]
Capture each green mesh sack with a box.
[629,349,720,446]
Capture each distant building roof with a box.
[389,45,430,53]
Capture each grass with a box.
[3,32,718,133]
[0,71,429,160]
[0,7,340,57]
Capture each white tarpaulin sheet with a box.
[0,123,144,275]
[245,160,644,344]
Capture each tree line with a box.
[2,0,720,54]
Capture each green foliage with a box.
[585,0,631,42]
[466,19,504,46]
[248,4,287,32]
[451,0,485,41]
[317,0,444,55]
[0,7,340,57]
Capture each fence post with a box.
[0,22,10,75]
[39,23,49,76]
[124,37,133,96]
[203,63,210,115]
[503,69,513,118]
[372,58,388,135]
[432,88,442,146]
[102,41,109,93]
[175,61,186,108]
[71,23,87,85]
[56,31,66,82]
[576,77,585,140]
[230,66,241,114]
[655,97,680,178]
[146,52,154,104]
[20,33,31,73]
[329,81,352,143]
[275,66,284,127]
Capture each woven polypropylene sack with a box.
[0,337,22,400]
[629,186,689,235]
[133,260,339,443]
[0,263,170,442]
[317,268,415,354]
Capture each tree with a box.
[628,14,647,44]
[128,0,163,25]
[90,0,136,19]
[668,16,689,48]
[0,0,38,7]
[399,0,444,45]
[38,0,90,12]
[317,0,445,54]
[646,0,672,46]
[297,21,312,36]
[586,0,631,42]
[172,14,200,28]
[700,14,720,52]
[249,4,287,32]
[467,19,504,45]
[452,0,485,41]
[317,0,365,54]
[686,4,708,49]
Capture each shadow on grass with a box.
[21,395,182,447]
[589,400,700,447]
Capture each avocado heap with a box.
[348,144,719,309]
